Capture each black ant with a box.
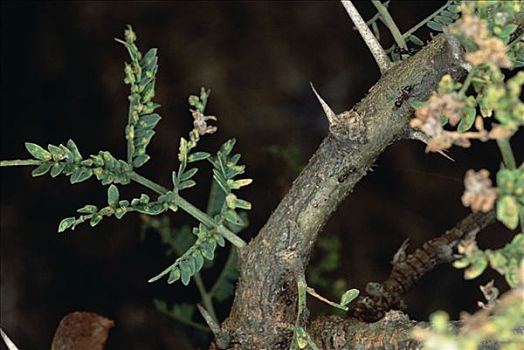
[393,47,419,56]
[394,85,413,108]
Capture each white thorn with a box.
[1,328,19,350]
[410,130,455,162]
[310,82,337,126]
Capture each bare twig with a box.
[340,0,391,73]
[349,209,497,322]
[197,304,230,349]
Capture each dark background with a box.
[0,1,519,349]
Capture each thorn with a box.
[392,239,410,265]
[310,82,337,126]
[1,328,19,350]
[197,305,230,349]
[410,130,455,162]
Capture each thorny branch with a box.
[348,210,497,322]
[217,12,524,349]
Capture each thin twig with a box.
[371,0,407,50]
[197,304,231,349]
[340,0,391,73]
[348,210,497,322]
[306,287,348,311]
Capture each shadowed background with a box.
[0,1,519,349]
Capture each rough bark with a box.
[217,14,524,350]
[348,210,496,322]
[219,32,466,350]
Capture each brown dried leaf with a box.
[51,312,114,350]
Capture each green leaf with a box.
[408,35,424,46]
[194,251,204,272]
[70,168,93,184]
[66,139,82,161]
[58,217,76,232]
[178,180,196,190]
[222,209,244,226]
[497,195,519,230]
[188,151,211,163]
[340,288,359,307]
[25,142,52,161]
[47,144,63,157]
[77,205,98,214]
[201,240,216,260]
[167,267,181,284]
[220,138,236,156]
[50,162,65,177]
[427,20,443,32]
[90,214,103,227]
[435,14,454,25]
[464,256,488,279]
[139,113,161,129]
[179,260,192,286]
[452,258,471,269]
[114,207,127,219]
[107,184,120,206]
[180,168,198,181]
[133,154,151,168]
[31,162,52,177]
[457,107,476,132]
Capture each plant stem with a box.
[459,67,476,96]
[340,0,391,73]
[0,159,42,167]
[170,313,210,333]
[371,0,407,50]
[306,287,348,311]
[129,171,247,248]
[402,1,452,39]
[365,0,390,25]
[193,273,218,323]
[495,138,523,232]
[496,138,516,170]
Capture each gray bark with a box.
[217,14,524,349]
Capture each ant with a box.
[393,47,419,56]
[394,85,413,108]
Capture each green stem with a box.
[129,171,247,248]
[365,0,390,25]
[402,0,452,39]
[496,138,516,170]
[0,159,42,167]
[193,273,218,323]
[371,0,407,50]
[129,171,168,194]
[169,314,210,333]
[459,67,476,96]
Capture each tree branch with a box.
[217,14,524,350]
[348,210,497,322]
